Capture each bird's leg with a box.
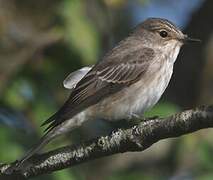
[130,114,159,123]
[126,113,144,126]
[144,115,159,121]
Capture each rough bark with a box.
[0,105,213,179]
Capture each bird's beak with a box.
[182,34,201,43]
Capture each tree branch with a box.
[1,105,213,179]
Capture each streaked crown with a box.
[133,18,185,44]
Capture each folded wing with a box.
[42,40,155,132]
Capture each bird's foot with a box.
[126,113,144,126]
[141,115,159,122]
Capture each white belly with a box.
[74,43,180,122]
[54,43,181,137]
[87,60,174,121]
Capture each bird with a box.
[18,17,200,166]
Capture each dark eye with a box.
[159,30,168,38]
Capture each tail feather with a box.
[18,134,54,167]
[18,116,80,168]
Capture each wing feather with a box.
[42,39,155,132]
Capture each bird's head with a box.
[133,18,200,48]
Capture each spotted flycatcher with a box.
[19,18,200,165]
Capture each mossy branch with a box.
[1,105,213,179]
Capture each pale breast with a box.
[85,43,181,121]
[86,59,173,121]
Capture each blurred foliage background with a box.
[0,0,213,179]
